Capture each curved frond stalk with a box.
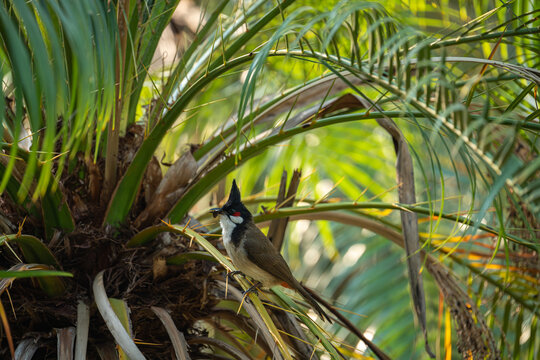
[151,306,191,360]
[93,270,146,360]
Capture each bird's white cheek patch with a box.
[220,215,242,244]
[229,215,243,224]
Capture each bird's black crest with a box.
[227,179,242,205]
[223,180,252,221]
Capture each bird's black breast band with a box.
[230,219,247,248]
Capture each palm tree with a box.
[0,0,538,359]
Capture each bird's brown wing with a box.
[242,223,296,284]
[243,223,333,322]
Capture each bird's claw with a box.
[242,282,262,297]
[226,270,244,283]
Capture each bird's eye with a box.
[232,211,241,217]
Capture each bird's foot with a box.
[242,282,262,297]
[226,270,244,283]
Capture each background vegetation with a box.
[0,0,538,359]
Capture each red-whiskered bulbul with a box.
[211,180,332,322]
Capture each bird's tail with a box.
[293,280,333,323]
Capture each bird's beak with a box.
[210,207,223,218]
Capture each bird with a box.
[211,179,332,322]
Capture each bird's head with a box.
[210,180,252,225]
